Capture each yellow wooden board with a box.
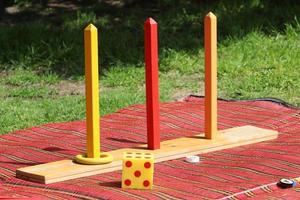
[16,125,278,184]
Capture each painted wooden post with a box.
[84,24,101,158]
[144,18,160,150]
[204,12,218,139]
[74,24,113,165]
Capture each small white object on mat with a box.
[185,155,200,163]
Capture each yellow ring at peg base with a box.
[74,153,113,165]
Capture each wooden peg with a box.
[74,24,113,165]
[144,18,160,150]
[84,24,101,157]
[204,12,217,139]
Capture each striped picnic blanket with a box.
[1,96,300,199]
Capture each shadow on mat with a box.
[99,181,121,188]
[0,161,44,166]
[43,147,66,152]
[107,137,143,144]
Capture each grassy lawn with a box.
[1,0,300,134]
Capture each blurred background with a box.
[0,0,300,134]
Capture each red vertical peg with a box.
[144,18,160,150]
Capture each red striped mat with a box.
[1,96,300,199]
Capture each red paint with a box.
[144,17,160,150]
[124,179,131,186]
[134,170,141,177]
[125,161,132,168]
[143,180,150,187]
[144,161,151,169]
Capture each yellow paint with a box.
[294,177,300,183]
[74,24,112,165]
[204,12,217,139]
[74,153,113,165]
[84,24,101,158]
[122,152,154,189]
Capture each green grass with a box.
[1,0,300,134]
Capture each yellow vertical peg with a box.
[204,12,218,139]
[75,24,113,165]
[85,24,100,158]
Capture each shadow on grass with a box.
[0,0,300,77]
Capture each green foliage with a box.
[1,0,300,134]
[4,69,59,86]
[0,96,86,134]
[218,26,300,101]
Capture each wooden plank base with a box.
[16,125,278,184]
